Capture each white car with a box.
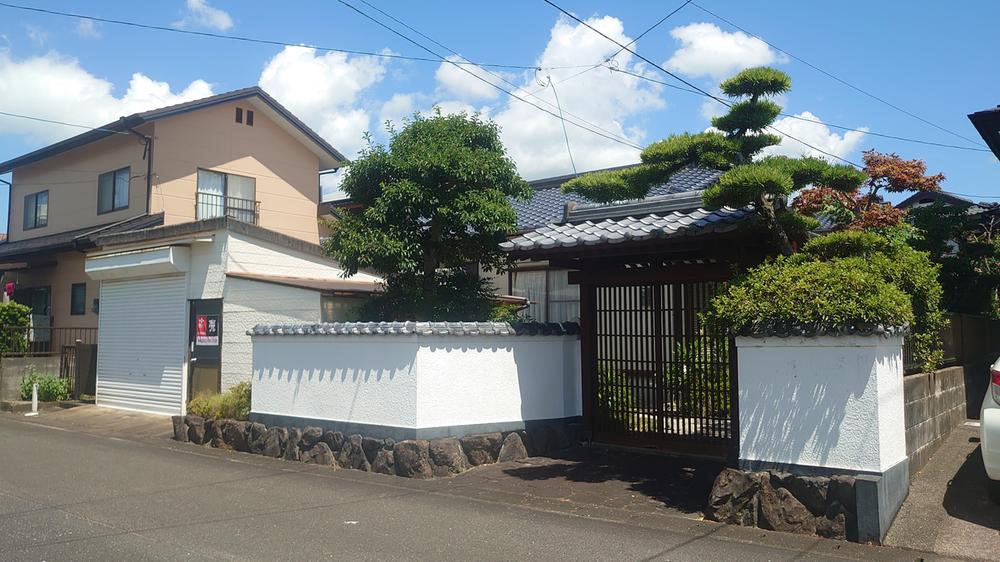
[982,356,1000,502]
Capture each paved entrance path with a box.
[1,407,946,561]
[886,423,1000,559]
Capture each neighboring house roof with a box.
[513,165,723,231]
[94,215,328,258]
[248,320,580,337]
[968,106,1000,161]
[896,189,975,210]
[0,213,164,262]
[500,190,752,254]
[0,86,348,174]
[226,271,380,294]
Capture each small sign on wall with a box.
[195,314,219,346]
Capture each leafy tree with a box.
[909,202,1000,317]
[325,112,530,321]
[793,150,944,231]
[0,301,31,355]
[562,67,865,255]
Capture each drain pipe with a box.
[122,118,154,214]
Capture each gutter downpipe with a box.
[122,118,153,214]
[0,176,10,238]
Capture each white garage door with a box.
[97,275,188,415]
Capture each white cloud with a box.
[378,93,418,130]
[665,22,785,80]
[0,51,212,144]
[173,0,233,31]
[76,18,102,39]
[434,56,504,102]
[24,25,47,47]
[762,111,867,161]
[258,46,387,159]
[484,15,664,180]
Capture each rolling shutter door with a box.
[96,275,187,415]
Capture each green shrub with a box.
[595,364,634,431]
[703,257,914,333]
[668,337,730,419]
[187,381,251,420]
[0,301,31,355]
[19,372,71,402]
[489,303,526,323]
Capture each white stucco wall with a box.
[737,335,906,474]
[251,335,582,431]
[221,277,320,391]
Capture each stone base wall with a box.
[904,366,966,475]
[0,356,63,401]
[171,414,578,479]
[706,468,858,542]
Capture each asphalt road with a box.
[0,414,945,562]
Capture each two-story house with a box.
[0,87,379,415]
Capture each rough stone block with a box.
[394,440,432,479]
[171,415,188,442]
[459,433,502,466]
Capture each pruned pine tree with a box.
[562,66,866,255]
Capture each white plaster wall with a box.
[250,335,582,430]
[226,231,379,282]
[221,277,320,391]
[187,232,228,300]
[415,337,582,428]
[251,336,420,428]
[737,335,906,474]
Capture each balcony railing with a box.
[195,192,260,225]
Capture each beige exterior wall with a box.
[151,101,322,243]
[8,250,99,329]
[8,124,153,242]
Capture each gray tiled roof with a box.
[514,165,723,231]
[249,321,580,337]
[0,213,164,260]
[501,189,752,253]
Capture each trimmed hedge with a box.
[705,230,946,372]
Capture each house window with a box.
[510,268,581,323]
[245,110,254,126]
[23,190,48,230]
[321,294,364,322]
[14,287,51,316]
[196,169,257,223]
[235,107,243,123]
[97,167,130,214]
[70,283,87,316]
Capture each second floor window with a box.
[23,190,48,230]
[98,167,130,213]
[196,169,257,224]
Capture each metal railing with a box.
[903,312,1000,374]
[0,326,98,357]
[195,192,260,225]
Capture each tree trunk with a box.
[759,198,794,256]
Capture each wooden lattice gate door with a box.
[590,280,737,456]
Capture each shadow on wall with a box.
[740,353,877,470]
[942,442,1000,531]
[513,340,580,423]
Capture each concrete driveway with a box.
[1,407,947,561]
[886,423,1000,559]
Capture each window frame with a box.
[97,166,130,215]
[23,190,48,230]
[245,109,254,126]
[235,107,243,123]
[195,169,257,222]
[70,283,87,316]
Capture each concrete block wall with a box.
[903,366,966,476]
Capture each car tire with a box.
[990,479,1000,505]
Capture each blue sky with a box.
[0,0,997,231]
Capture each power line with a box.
[688,1,988,150]
[336,0,644,151]
[0,110,132,136]
[0,1,593,71]
[542,0,862,168]
[606,67,994,153]
[353,0,640,148]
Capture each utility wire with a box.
[688,1,988,149]
[546,75,576,174]
[0,110,132,136]
[606,67,993,153]
[0,1,593,71]
[542,0,862,168]
[353,0,638,148]
[336,0,643,150]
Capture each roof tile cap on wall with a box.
[248,321,581,337]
